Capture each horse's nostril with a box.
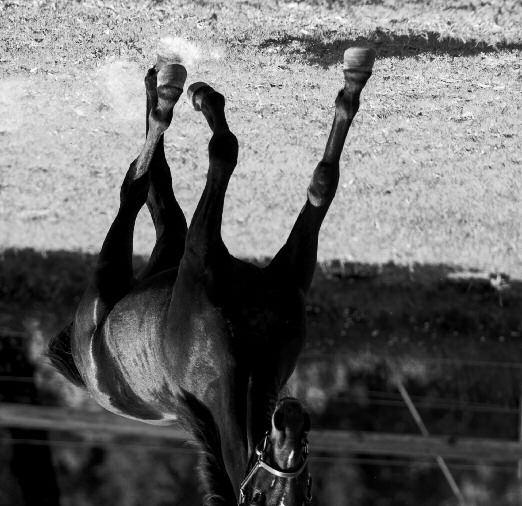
[272,398,310,436]
[273,408,285,431]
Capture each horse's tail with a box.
[47,322,86,388]
[177,388,236,506]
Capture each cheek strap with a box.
[238,432,311,505]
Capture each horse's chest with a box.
[171,306,237,387]
[230,288,306,347]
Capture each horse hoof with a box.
[187,81,214,111]
[156,63,187,91]
[343,47,376,73]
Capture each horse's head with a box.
[239,398,312,506]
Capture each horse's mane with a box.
[177,389,237,506]
[47,322,86,388]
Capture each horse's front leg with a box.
[269,47,376,293]
[170,82,246,488]
[246,44,375,461]
[181,82,238,269]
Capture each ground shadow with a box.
[259,29,522,67]
[0,247,520,362]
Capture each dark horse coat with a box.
[49,48,375,505]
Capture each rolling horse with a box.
[48,46,375,505]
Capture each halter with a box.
[238,432,313,505]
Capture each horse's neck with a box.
[216,411,248,493]
[246,378,281,456]
[209,384,279,489]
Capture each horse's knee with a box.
[307,161,339,207]
[209,131,238,169]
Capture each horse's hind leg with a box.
[78,65,186,324]
[139,67,188,280]
[49,65,186,387]
[269,48,375,293]
[181,83,238,269]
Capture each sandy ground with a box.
[0,0,521,277]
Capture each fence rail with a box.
[2,403,522,462]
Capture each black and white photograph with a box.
[0,0,520,504]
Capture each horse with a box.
[48,46,375,505]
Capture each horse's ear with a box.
[47,322,86,388]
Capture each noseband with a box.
[238,432,312,505]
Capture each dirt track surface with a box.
[1,0,521,277]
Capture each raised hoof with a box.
[144,64,185,131]
[343,47,376,73]
[343,47,376,92]
[187,81,214,111]
[157,63,187,92]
